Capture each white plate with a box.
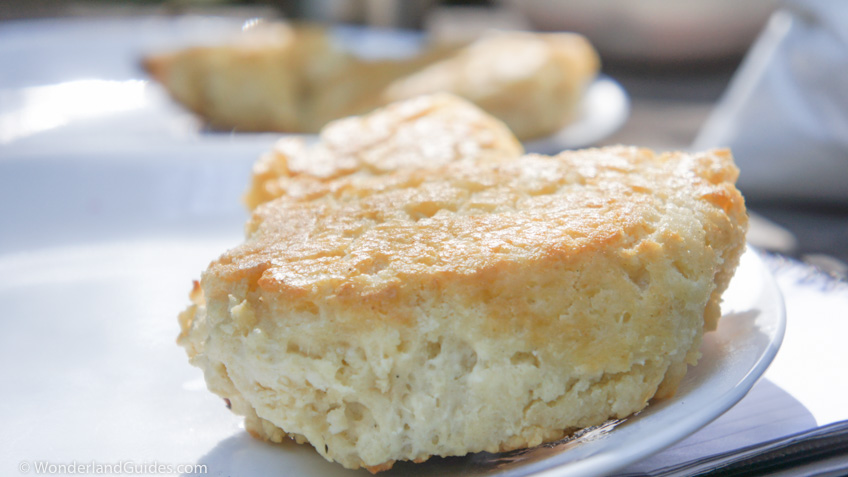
[0,145,783,476]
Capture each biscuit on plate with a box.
[178,96,747,470]
[144,25,598,140]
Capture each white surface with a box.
[762,262,848,426]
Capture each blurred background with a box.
[0,0,780,153]
[1,0,846,275]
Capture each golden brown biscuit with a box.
[179,139,747,471]
[244,93,524,209]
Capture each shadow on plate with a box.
[617,378,817,475]
[183,432,365,477]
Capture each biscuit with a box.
[144,26,598,140]
[382,31,600,140]
[243,93,523,209]
[143,23,351,133]
[179,138,747,471]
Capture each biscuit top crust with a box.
[244,93,523,208]
[209,147,745,309]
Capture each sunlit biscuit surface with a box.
[178,99,746,473]
[244,93,523,209]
